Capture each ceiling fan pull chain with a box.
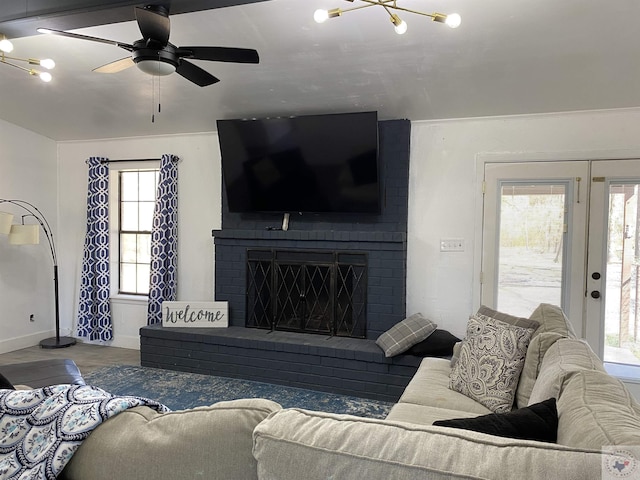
[151,74,155,123]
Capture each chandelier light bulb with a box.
[0,38,14,53]
[394,19,408,34]
[445,13,461,28]
[314,9,329,23]
[40,58,55,69]
[390,14,408,35]
[39,71,52,82]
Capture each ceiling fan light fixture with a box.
[136,59,176,76]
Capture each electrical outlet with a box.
[29,314,35,322]
[440,238,465,252]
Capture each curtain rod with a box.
[100,158,161,164]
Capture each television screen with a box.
[217,111,380,214]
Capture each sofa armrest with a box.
[253,408,604,480]
[1,359,85,388]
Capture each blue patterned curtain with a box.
[147,154,179,325]
[77,157,112,341]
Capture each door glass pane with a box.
[496,183,566,317]
[604,183,640,367]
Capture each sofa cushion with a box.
[386,401,481,426]
[398,357,492,415]
[61,398,281,480]
[376,313,437,357]
[405,329,461,357]
[515,304,577,408]
[556,370,640,449]
[477,305,540,330]
[449,314,535,413]
[528,338,605,406]
[433,398,558,443]
[515,332,565,408]
[253,408,605,480]
[528,303,577,338]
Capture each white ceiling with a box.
[2,0,640,141]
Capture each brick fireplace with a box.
[212,119,411,339]
[140,119,419,401]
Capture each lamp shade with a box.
[0,211,13,235]
[9,224,39,245]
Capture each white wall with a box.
[0,119,58,353]
[57,133,221,349]
[407,108,640,338]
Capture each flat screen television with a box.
[217,111,380,214]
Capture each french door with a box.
[482,159,640,378]
[586,160,640,372]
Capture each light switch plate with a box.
[440,238,465,252]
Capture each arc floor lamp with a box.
[0,199,76,348]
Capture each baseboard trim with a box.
[0,331,55,354]
[81,335,140,351]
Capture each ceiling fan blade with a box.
[135,6,170,45]
[37,27,133,51]
[179,46,259,64]
[176,60,220,87]
[93,57,135,73]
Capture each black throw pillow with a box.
[0,372,15,390]
[433,398,558,443]
[405,329,461,357]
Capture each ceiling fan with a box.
[37,4,259,87]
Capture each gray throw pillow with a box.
[449,314,535,413]
[376,313,437,357]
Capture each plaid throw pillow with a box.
[376,313,437,357]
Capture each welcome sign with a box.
[162,301,228,328]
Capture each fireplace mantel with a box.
[212,228,406,245]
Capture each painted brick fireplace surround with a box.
[140,119,421,401]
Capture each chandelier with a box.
[0,35,55,82]
[314,0,461,35]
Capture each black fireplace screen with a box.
[246,249,367,338]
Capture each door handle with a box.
[590,290,601,299]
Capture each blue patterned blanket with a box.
[0,385,169,479]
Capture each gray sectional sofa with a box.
[57,304,640,479]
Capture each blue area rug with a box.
[83,365,393,419]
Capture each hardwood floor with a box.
[0,342,140,375]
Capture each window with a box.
[118,169,159,295]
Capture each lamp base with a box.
[40,336,76,349]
